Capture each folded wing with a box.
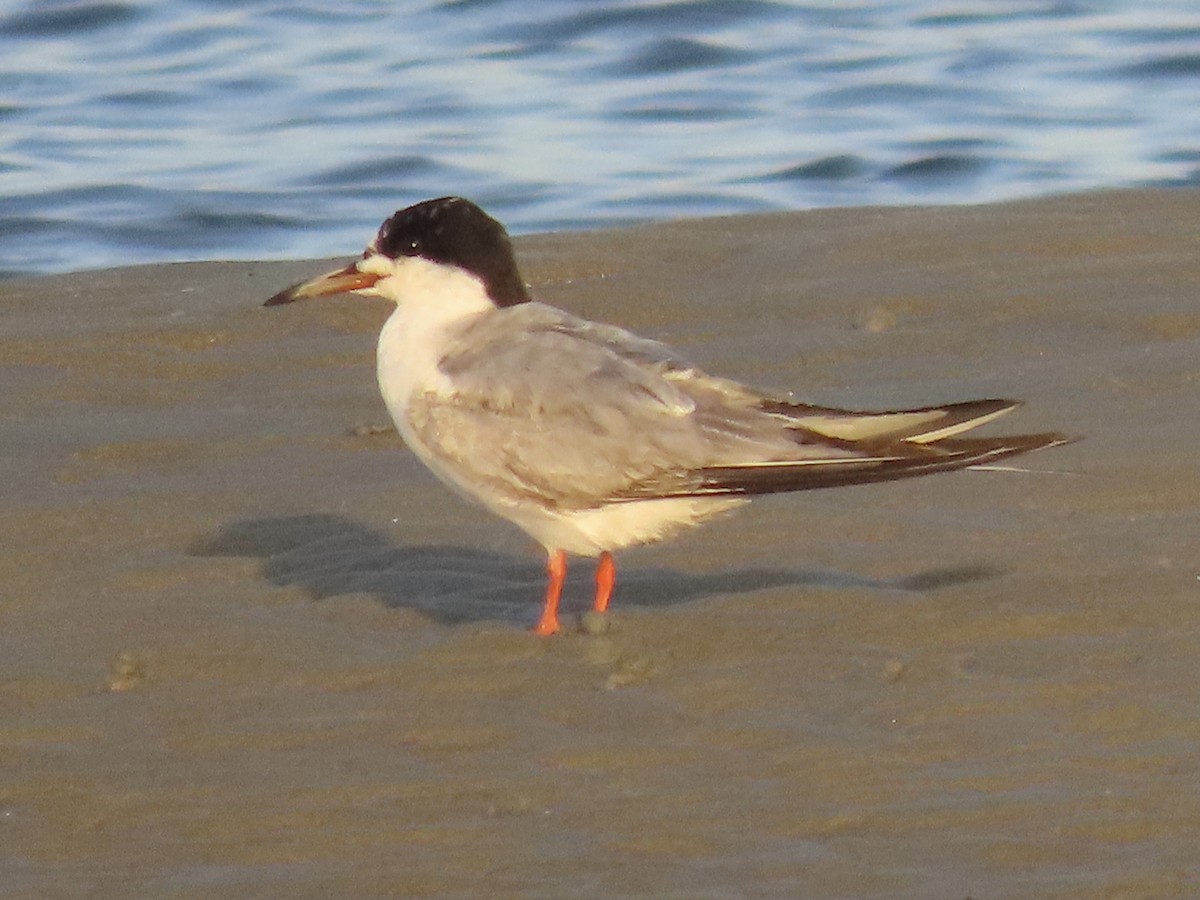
[411,303,1074,509]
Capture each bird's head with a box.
[265,196,530,311]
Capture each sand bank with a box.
[2,189,1198,898]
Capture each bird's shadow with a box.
[191,514,1001,628]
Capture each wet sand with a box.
[2,189,1199,898]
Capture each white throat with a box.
[372,256,496,415]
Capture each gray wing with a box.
[405,303,802,509]
[407,303,1073,509]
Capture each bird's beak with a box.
[264,261,382,307]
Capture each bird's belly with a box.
[553,496,747,556]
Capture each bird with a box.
[265,196,1073,636]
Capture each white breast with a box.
[373,258,495,407]
[371,256,499,499]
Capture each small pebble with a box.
[347,423,395,438]
[604,655,654,690]
[855,305,897,333]
[953,653,980,676]
[579,610,612,636]
[106,650,145,692]
[882,659,907,682]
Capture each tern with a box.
[266,196,1072,635]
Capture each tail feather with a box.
[763,397,1020,444]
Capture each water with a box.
[1,0,1198,277]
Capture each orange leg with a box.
[531,548,567,636]
[593,551,615,614]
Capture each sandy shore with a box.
[2,189,1198,898]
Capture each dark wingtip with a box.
[263,283,302,307]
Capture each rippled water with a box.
[1,0,1198,276]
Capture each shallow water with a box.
[2,0,1199,275]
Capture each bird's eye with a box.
[408,239,421,254]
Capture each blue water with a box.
[1,0,1198,277]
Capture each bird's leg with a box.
[593,551,615,614]
[532,548,567,636]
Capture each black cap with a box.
[373,197,530,308]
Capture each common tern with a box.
[266,197,1072,635]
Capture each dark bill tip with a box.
[262,263,382,308]
[264,282,305,307]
